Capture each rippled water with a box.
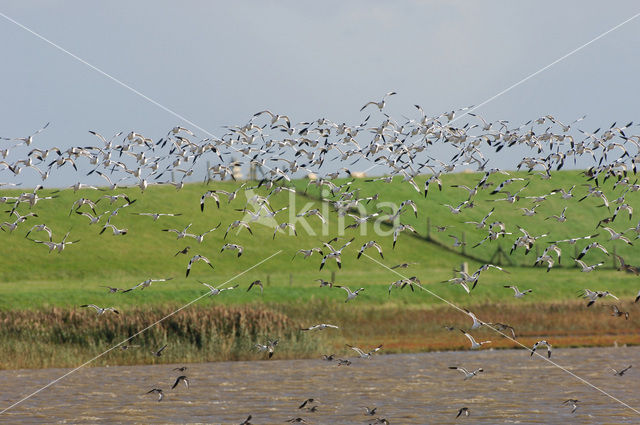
[0,346,639,424]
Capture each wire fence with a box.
[297,185,624,271]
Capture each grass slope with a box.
[299,169,640,266]
[1,171,639,311]
[0,180,467,310]
[2,173,640,368]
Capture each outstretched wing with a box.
[346,344,366,356]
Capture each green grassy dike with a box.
[1,171,640,369]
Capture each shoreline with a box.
[1,300,638,370]
[3,344,638,374]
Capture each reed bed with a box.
[0,305,321,369]
[1,300,638,369]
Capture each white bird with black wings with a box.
[346,343,383,358]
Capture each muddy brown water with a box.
[0,346,639,424]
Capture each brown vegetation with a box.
[1,300,638,369]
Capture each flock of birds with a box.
[2,92,640,422]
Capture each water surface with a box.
[1,346,638,424]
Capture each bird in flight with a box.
[133,212,182,221]
[292,247,323,260]
[460,330,491,350]
[504,285,532,298]
[298,398,316,410]
[456,407,470,418]
[200,281,238,296]
[255,339,278,359]
[573,258,604,273]
[362,406,377,416]
[247,280,263,294]
[487,322,517,339]
[576,242,609,260]
[580,288,618,307]
[336,285,364,302]
[162,223,193,239]
[80,304,119,315]
[151,344,167,357]
[296,209,326,224]
[610,365,632,376]
[562,399,580,414]
[238,415,252,425]
[390,262,418,269]
[448,366,483,380]
[360,91,396,112]
[25,224,53,241]
[316,278,333,288]
[607,304,629,319]
[1,122,49,146]
[146,388,164,402]
[319,237,354,270]
[224,220,253,239]
[531,340,552,358]
[174,246,191,256]
[99,285,123,293]
[346,343,383,358]
[200,190,221,211]
[171,375,189,390]
[357,240,383,259]
[463,309,483,330]
[186,223,222,243]
[122,277,173,293]
[392,224,417,249]
[284,418,307,423]
[612,253,640,275]
[221,243,244,257]
[186,254,214,277]
[301,323,339,331]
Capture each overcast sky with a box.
[1,1,640,187]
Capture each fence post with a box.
[461,231,466,255]
[461,262,468,274]
[331,270,336,284]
